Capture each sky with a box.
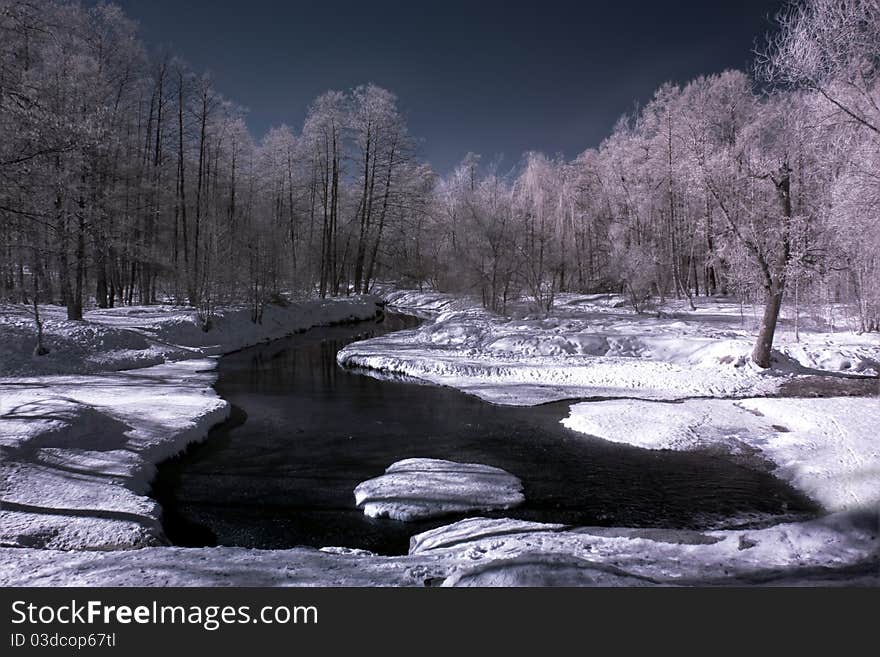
[113,0,785,173]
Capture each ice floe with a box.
[354,458,524,521]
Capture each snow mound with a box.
[562,397,880,513]
[441,553,659,587]
[353,458,524,521]
[408,513,879,586]
[409,517,566,554]
[382,289,482,317]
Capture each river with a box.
[153,312,818,555]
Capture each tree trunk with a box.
[751,285,784,368]
[353,126,372,294]
[178,71,191,303]
[32,253,49,356]
[69,211,85,321]
[193,92,207,305]
[95,244,108,308]
[752,163,794,368]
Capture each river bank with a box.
[0,297,382,550]
[0,290,877,586]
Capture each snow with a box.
[381,288,483,318]
[561,397,880,513]
[415,512,879,586]
[1,511,874,587]
[0,296,380,377]
[409,517,566,553]
[0,545,452,587]
[0,297,381,550]
[0,359,228,549]
[340,291,880,406]
[1,289,876,586]
[353,458,524,521]
[440,554,660,587]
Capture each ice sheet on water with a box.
[354,458,524,521]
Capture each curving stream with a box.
[153,312,819,555]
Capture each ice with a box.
[354,458,524,520]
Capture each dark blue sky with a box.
[114,0,784,172]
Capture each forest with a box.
[1,0,879,368]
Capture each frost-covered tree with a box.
[762,0,880,331]
[3,0,878,358]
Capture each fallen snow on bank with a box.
[1,511,875,587]
[0,296,380,377]
[382,289,484,318]
[0,296,381,550]
[2,289,876,586]
[0,359,229,549]
[411,513,879,586]
[562,397,880,513]
[354,458,524,520]
[342,292,880,405]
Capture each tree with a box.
[302,91,346,297]
[762,0,880,331]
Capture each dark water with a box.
[153,313,818,555]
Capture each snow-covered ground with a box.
[0,297,380,377]
[367,291,878,515]
[411,512,878,586]
[562,397,880,513]
[1,511,875,586]
[354,458,524,520]
[342,289,878,584]
[0,297,381,551]
[341,291,880,405]
[1,289,877,587]
[0,359,228,549]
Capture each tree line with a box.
[404,0,880,367]
[0,0,430,329]
[1,0,878,367]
